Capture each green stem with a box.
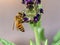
[34,27,40,45]
[44,39,48,45]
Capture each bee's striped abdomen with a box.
[17,23,25,32]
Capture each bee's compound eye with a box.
[18,12,22,15]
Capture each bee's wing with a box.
[12,16,16,30]
[12,21,15,30]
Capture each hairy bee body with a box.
[13,12,25,32]
[15,21,25,32]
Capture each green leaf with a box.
[30,39,35,45]
[52,31,60,45]
[0,38,15,45]
[38,28,46,41]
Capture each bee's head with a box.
[17,12,23,18]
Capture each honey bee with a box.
[12,12,25,32]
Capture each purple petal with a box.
[23,17,28,21]
[36,0,41,4]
